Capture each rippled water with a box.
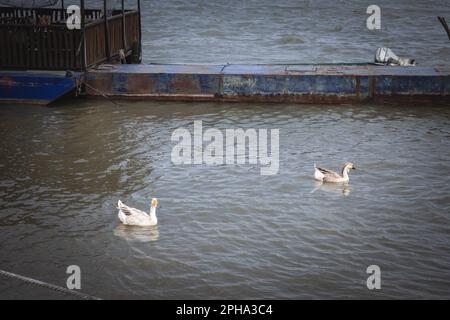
[140,0,450,65]
[1,0,450,299]
[1,101,450,299]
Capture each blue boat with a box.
[0,71,80,105]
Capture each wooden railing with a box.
[0,7,102,24]
[0,7,140,70]
[84,10,140,67]
[124,11,140,51]
[0,24,82,69]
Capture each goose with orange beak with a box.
[117,198,158,226]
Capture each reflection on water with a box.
[114,224,160,243]
[312,181,351,197]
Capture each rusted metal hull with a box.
[85,64,450,103]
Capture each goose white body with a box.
[117,199,158,226]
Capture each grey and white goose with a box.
[314,163,356,183]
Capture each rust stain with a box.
[355,77,361,97]
[84,65,450,104]
[126,74,155,94]
[0,76,17,86]
[220,94,369,104]
[171,76,200,94]
[370,76,376,98]
[85,74,111,95]
[84,91,450,104]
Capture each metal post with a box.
[104,0,110,59]
[81,0,86,70]
[137,0,142,62]
[61,0,65,22]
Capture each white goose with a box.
[117,198,158,226]
[314,163,356,183]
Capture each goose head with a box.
[149,198,158,222]
[343,162,356,173]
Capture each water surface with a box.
[0,101,449,299]
[1,0,450,299]
[139,0,450,65]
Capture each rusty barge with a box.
[1,1,450,105]
[85,63,450,104]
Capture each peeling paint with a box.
[85,64,450,103]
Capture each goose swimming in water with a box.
[117,198,158,226]
[314,163,356,183]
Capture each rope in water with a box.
[0,269,101,300]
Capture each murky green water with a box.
[1,101,449,299]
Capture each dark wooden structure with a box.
[0,0,141,70]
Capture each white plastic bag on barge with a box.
[375,47,416,66]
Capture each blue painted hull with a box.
[0,71,79,105]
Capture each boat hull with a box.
[0,71,79,105]
[85,64,450,104]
